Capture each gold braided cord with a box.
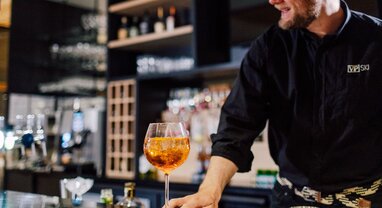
[337,196,358,208]
[337,179,381,196]
[281,177,381,207]
[333,179,382,207]
[318,197,333,205]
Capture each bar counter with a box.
[0,190,102,208]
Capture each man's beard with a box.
[279,14,316,30]
[278,0,320,30]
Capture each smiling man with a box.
[168,0,382,207]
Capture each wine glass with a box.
[143,123,190,208]
[63,177,94,206]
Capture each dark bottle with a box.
[115,182,143,208]
[154,7,165,33]
[177,8,191,26]
[139,10,152,35]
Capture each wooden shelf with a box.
[108,25,193,51]
[109,0,190,16]
[137,61,241,81]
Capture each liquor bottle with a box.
[22,115,36,152]
[34,114,47,167]
[177,8,191,26]
[139,10,152,35]
[154,7,165,33]
[166,6,176,31]
[118,16,129,39]
[72,98,84,138]
[115,182,143,208]
[129,16,140,38]
[21,114,36,168]
[100,189,113,205]
[70,98,88,164]
[97,14,108,44]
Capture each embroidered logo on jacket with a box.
[347,64,370,73]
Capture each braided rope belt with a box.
[277,176,382,208]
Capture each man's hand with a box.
[165,156,238,208]
[167,187,220,208]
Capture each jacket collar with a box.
[297,0,351,41]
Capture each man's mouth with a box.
[279,7,291,19]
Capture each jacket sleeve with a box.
[210,36,270,172]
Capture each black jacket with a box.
[211,1,382,192]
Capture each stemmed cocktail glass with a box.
[143,123,190,208]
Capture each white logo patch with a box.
[347,64,370,73]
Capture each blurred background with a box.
[0,0,380,207]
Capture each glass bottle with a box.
[166,6,176,31]
[115,182,143,208]
[35,114,47,157]
[154,7,165,33]
[71,98,86,164]
[177,8,190,27]
[118,16,129,39]
[72,99,84,139]
[100,189,113,205]
[22,114,36,168]
[139,10,152,35]
[129,16,140,38]
[33,114,47,168]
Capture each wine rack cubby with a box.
[106,79,136,179]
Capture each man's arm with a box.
[167,156,238,208]
[167,35,270,208]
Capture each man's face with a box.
[269,0,322,30]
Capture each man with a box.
[168,0,382,207]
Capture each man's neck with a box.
[307,0,344,38]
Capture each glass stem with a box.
[165,173,170,208]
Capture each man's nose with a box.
[269,0,283,5]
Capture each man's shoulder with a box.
[350,10,382,31]
[251,25,292,47]
[246,25,294,62]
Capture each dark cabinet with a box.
[8,0,106,96]
[4,169,95,196]
[106,0,230,79]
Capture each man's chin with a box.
[278,20,293,30]
[278,15,316,30]
[278,19,311,30]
